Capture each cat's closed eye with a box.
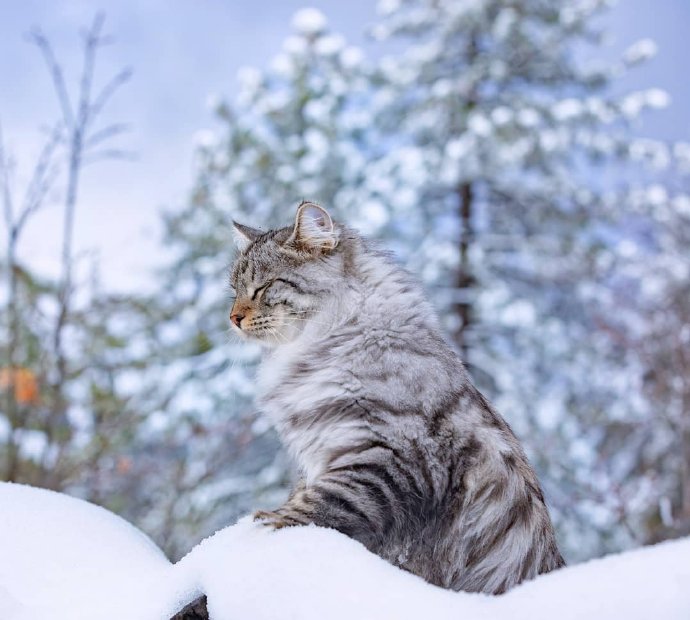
[251,282,272,301]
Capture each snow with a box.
[192,130,217,149]
[291,8,327,36]
[646,184,669,206]
[377,0,401,17]
[340,46,364,69]
[315,34,345,56]
[283,34,309,56]
[0,584,23,618]
[0,482,192,620]
[236,66,262,91]
[176,518,471,620]
[621,89,670,118]
[552,99,583,122]
[2,482,690,620]
[645,88,671,109]
[490,106,513,126]
[493,8,517,39]
[516,108,540,127]
[672,194,690,215]
[624,39,658,65]
[468,112,493,137]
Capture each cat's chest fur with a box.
[256,335,367,483]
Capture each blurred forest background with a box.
[1,0,690,562]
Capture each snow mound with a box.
[175,517,470,620]
[178,518,690,620]
[1,482,690,620]
[0,482,194,620]
[0,584,25,619]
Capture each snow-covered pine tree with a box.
[370,0,688,558]
[593,148,690,545]
[147,0,688,560]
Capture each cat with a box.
[229,201,565,594]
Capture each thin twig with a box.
[83,148,137,165]
[85,122,131,148]
[15,123,62,233]
[27,29,75,129]
[89,67,133,123]
[0,122,15,231]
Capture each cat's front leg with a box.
[253,469,391,549]
[253,508,307,529]
[253,477,309,529]
[253,484,315,530]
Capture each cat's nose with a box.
[230,312,245,328]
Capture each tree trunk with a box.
[452,31,478,362]
[454,181,474,360]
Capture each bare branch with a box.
[89,68,133,124]
[75,13,106,132]
[27,29,74,129]
[85,122,131,149]
[0,122,15,231]
[3,11,135,489]
[83,148,137,165]
[78,12,107,48]
[14,123,63,233]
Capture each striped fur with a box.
[229,203,565,594]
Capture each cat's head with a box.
[229,201,344,345]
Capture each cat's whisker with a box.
[264,325,289,345]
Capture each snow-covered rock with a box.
[1,482,689,620]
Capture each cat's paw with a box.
[253,509,303,530]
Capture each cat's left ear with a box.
[232,221,263,252]
[288,202,339,251]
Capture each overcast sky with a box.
[1,0,688,292]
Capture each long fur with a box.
[229,205,565,594]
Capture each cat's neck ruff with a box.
[256,251,434,424]
[255,303,345,421]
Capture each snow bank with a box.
[175,518,476,620]
[0,483,194,620]
[0,584,25,619]
[1,482,689,620]
[179,518,690,620]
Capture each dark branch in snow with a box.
[170,595,208,620]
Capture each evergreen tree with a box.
[152,1,689,559]
[371,0,689,557]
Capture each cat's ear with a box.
[288,202,339,251]
[232,221,262,252]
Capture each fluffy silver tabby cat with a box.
[229,201,565,594]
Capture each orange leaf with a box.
[0,367,40,405]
